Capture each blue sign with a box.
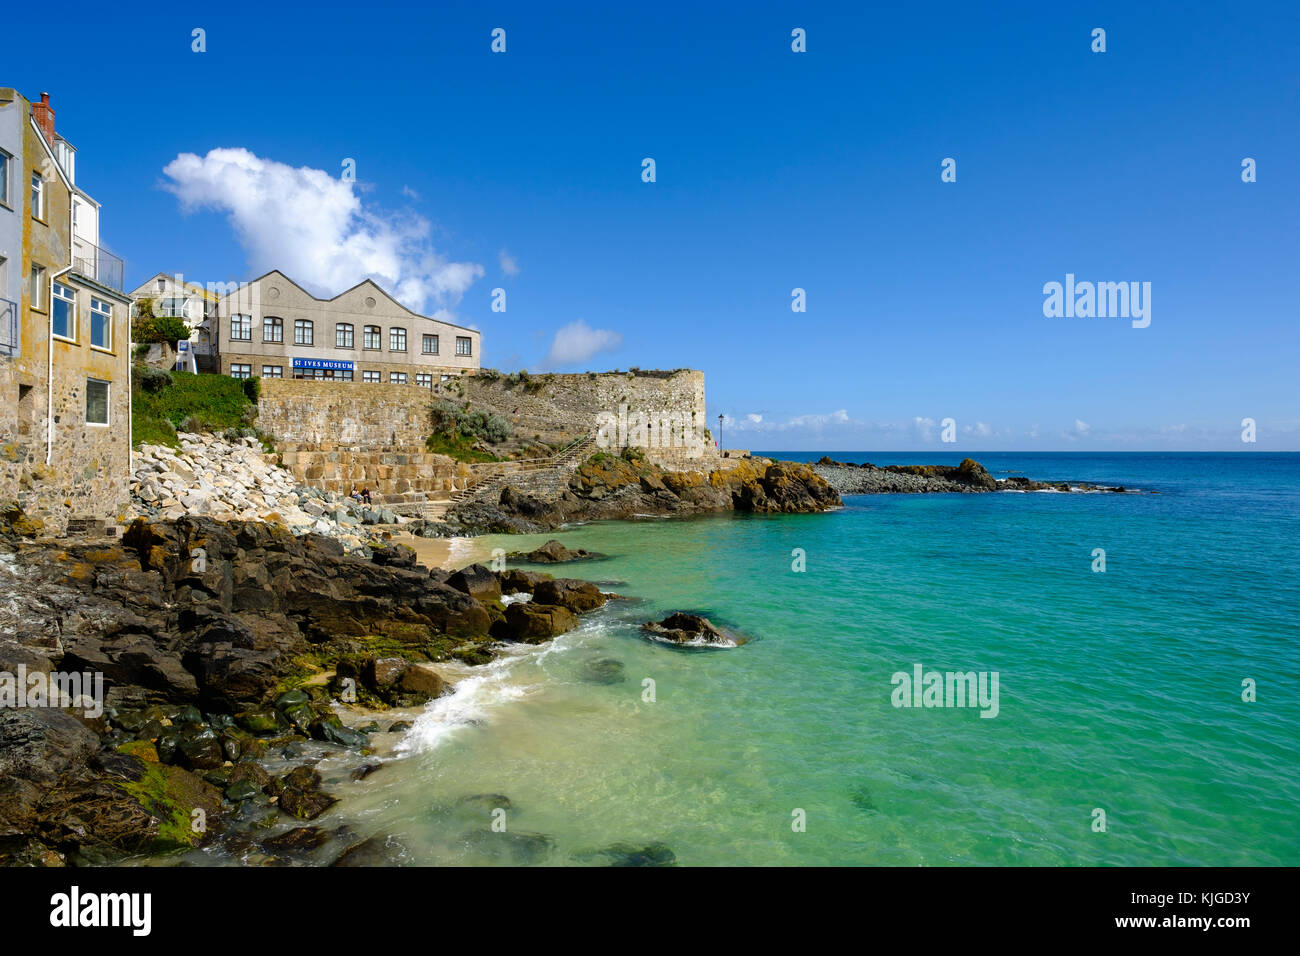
[292,357,354,371]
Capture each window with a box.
[230,314,251,341]
[52,282,75,339]
[85,379,109,426]
[363,325,381,349]
[263,316,283,343]
[389,372,407,385]
[90,298,111,349]
[336,323,354,348]
[422,334,439,354]
[362,370,381,383]
[456,336,472,356]
[389,327,406,351]
[261,365,283,378]
[415,373,434,388]
[230,363,252,379]
[294,319,313,345]
[30,264,45,311]
[0,149,10,205]
[31,173,43,220]
[292,366,353,381]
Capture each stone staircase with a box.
[415,433,597,522]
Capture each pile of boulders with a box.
[129,432,400,551]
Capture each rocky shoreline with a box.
[0,514,619,866]
[809,457,1130,495]
[426,454,842,536]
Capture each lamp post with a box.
[717,414,724,450]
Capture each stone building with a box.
[212,270,481,385]
[0,89,132,532]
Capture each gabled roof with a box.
[129,272,220,301]
[237,270,480,334]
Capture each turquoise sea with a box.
[286,453,1300,866]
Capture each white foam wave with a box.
[393,654,534,756]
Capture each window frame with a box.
[52,281,76,341]
[85,378,110,427]
[30,172,44,221]
[230,363,252,379]
[30,264,46,312]
[90,297,112,351]
[389,371,408,385]
[0,149,11,207]
[422,333,439,355]
[389,327,407,352]
[455,335,473,356]
[261,365,283,378]
[336,323,354,348]
[229,313,252,341]
[293,319,313,346]
[263,316,284,343]
[362,370,381,383]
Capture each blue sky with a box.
[9,0,1297,449]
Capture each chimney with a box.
[32,92,55,144]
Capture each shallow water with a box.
[207,453,1300,865]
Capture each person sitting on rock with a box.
[349,488,363,503]
[360,487,372,505]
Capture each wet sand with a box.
[389,531,492,571]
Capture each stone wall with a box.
[460,369,718,470]
[255,368,720,473]
[256,378,435,448]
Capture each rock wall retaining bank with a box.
[129,433,400,550]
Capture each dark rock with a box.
[509,539,604,564]
[573,841,677,867]
[446,563,502,602]
[460,828,554,864]
[497,603,579,643]
[643,612,740,647]
[581,658,627,685]
[530,578,607,613]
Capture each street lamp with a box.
[717,414,724,450]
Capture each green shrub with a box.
[138,367,173,394]
[133,314,191,345]
[476,368,501,381]
[241,376,261,403]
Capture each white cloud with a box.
[731,409,857,433]
[161,147,483,314]
[499,249,520,276]
[1064,418,1092,440]
[400,185,421,201]
[542,320,622,368]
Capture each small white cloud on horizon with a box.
[747,413,763,424]
[161,147,483,314]
[542,320,622,368]
[1065,419,1092,440]
[400,185,421,201]
[499,250,520,276]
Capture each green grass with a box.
[132,370,255,448]
[424,431,501,463]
